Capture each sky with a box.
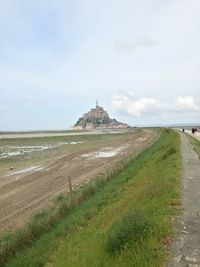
[0,0,200,131]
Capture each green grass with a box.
[187,134,200,158]
[105,209,152,255]
[2,129,181,267]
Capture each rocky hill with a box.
[73,101,129,130]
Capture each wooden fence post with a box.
[68,176,73,193]
[104,162,107,178]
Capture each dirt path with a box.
[167,133,200,267]
[0,130,156,234]
[184,130,200,142]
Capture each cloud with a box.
[111,94,159,117]
[114,38,158,52]
[12,95,48,108]
[111,91,200,118]
[173,96,199,111]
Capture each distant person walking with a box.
[182,128,185,133]
[192,128,197,134]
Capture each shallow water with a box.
[6,166,43,176]
[81,146,126,159]
[0,141,83,159]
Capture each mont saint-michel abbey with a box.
[73,101,129,130]
[83,100,109,120]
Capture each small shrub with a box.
[164,128,170,134]
[54,193,65,204]
[105,210,151,255]
[162,146,176,160]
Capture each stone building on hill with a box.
[72,101,129,130]
[83,100,109,120]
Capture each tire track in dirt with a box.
[0,130,157,234]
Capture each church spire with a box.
[96,99,99,108]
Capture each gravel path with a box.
[185,130,200,142]
[167,133,200,267]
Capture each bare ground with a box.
[186,131,200,142]
[167,133,200,267]
[0,129,156,234]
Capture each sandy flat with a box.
[0,129,156,234]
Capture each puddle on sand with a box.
[94,150,119,158]
[136,137,147,142]
[0,151,22,158]
[6,166,43,176]
[0,141,83,159]
[81,146,127,159]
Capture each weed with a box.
[106,209,151,255]
[162,146,176,160]
[164,128,170,134]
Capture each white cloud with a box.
[114,38,159,52]
[173,97,199,111]
[111,94,160,117]
[111,91,200,118]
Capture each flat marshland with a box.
[0,129,181,267]
[0,129,155,233]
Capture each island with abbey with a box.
[72,101,129,130]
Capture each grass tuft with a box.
[106,209,151,255]
[162,146,176,160]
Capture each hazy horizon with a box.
[1,121,200,133]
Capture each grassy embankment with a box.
[187,134,200,158]
[1,129,181,267]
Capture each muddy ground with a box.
[0,129,157,234]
